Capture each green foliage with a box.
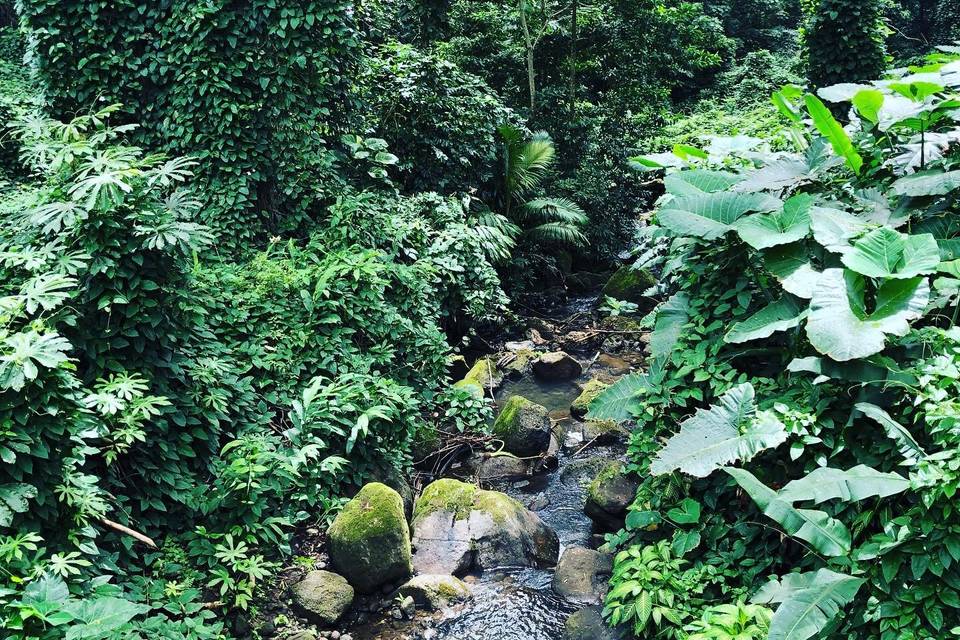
[803,0,888,87]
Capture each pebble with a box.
[330,632,340,640]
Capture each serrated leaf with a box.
[650,384,787,477]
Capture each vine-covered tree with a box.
[803,0,887,87]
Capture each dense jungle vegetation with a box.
[1,0,960,639]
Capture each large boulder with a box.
[532,351,583,381]
[582,419,629,445]
[601,266,656,308]
[411,479,559,575]
[585,462,640,531]
[477,453,530,481]
[290,570,354,626]
[453,357,503,398]
[564,606,627,640]
[328,483,412,592]
[570,379,608,419]
[492,396,551,457]
[552,547,614,604]
[394,574,472,611]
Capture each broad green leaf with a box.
[787,356,890,385]
[852,89,884,124]
[891,170,960,197]
[650,384,787,477]
[806,269,929,361]
[664,170,741,197]
[725,297,807,344]
[649,293,689,359]
[752,569,865,640]
[779,465,910,504]
[657,192,781,240]
[64,597,150,640]
[772,86,803,123]
[735,194,812,250]
[804,94,863,175]
[764,243,821,299]
[817,83,873,103]
[856,402,927,464]
[733,159,811,193]
[725,468,851,556]
[809,206,871,254]
[0,483,38,527]
[840,228,940,278]
[586,373,649,422]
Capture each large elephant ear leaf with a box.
[752,569,865,640]
[809,206,871,254]
[725,468,851,557]
[764,243,822,299]
[735,194,812,250]
[650,384,787,477]
[779,465,910,504]
[649,292,689,359]
[805,269,929,361]
[665,169,741,196]
[804,94,863,175]
[840,228,940,278]
[725,296,807,344]
[657,192,781,240]
[891,170,960,197]
[855,402,927,464]
[733,158,812,193]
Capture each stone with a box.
[585,462,640,531]
[358,463,414,518]
[328,483,412,593]
[395,574,472,611]
[492,396,551,457]
[532,351,583,382]
[601,266,656,308]
[290,570,354,626]
[552,547,614,604]
[564,607,627,640]
[566,271,609,294]
[411,479,559,575]
[499,349,536,379]
[505,340,536,352]
[478,454,530,480]
[582,419,629,445]
[447,355,469,380]
[595,353,631,376]
[399,595,416,619]
[287,632,318,640]
[570,379,608,419]
[452,357,503,398]
[559,456,609,482]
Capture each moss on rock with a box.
[328,482,412,592]
[601,266,656,307]
[492,395,551,456]
[571,379,609,419]
[414,478,525,526]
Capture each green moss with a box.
[413,478,522,525]
[328,482,406,545]
[502,349,536,376]
[463,357,498,387]
[601,266,656,306]
[493,395,531,438]
[589,461,624,504]
[571,379,609,417]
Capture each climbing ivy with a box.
[802,0,887,88]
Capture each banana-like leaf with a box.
[804,94,863,175]
[585,372,650,422]
[735,194,813,250]
[891,170,960,197]
[649,292,689,359]
[855,402,927,464]
[817,83,873,103]
[852,88,884,124]
[657,192,781,240]
[665,169,741,196]
[787,356,890,385]
[840,228,940,278]
[809,207,871,254]
[725,468,851,557]
[752,569,865,640]
[650,384,787,478]
[724,297,807,344]
[764,243,822,299]
[779,465,910,504]
[806,269,929,361]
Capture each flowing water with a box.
[350,361,629,640]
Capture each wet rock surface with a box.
[532,351,583,381]
[291,570,355,626]
[552,547,614,604]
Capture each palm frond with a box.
[522,197,589,225]
[501,126,555,196]
[523,222,589,247]
[470,209,519,262]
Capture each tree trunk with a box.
[568,0,578,116]
[519,0,537,112]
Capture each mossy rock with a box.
[394,574,472,611]
[601,266,656,308]
[571,379,609,419]
[582,419,629,444]
[493,395,551,457]
[290,570,354,626]
[585,462,640,531]
[328,482,412,593]
[447,354,469,380]
[412,478,559,574]
[500,349,537,379]
[532,351,583,382]
[453,357,503,399]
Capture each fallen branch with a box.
[99,517,158,549]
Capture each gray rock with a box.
[552,547,614,604]
[395,574,472,611]
[477,454,530,480]
[328,483,412,592]
[564,606,627,640]
[411,479,559,575]
[585,462,640,531]
[532,351,583,381]
[399,595,416,619]
[582,419,629,445]
[290,570,354,626]
[492,396,551,457]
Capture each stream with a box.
[347,304,638,640]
